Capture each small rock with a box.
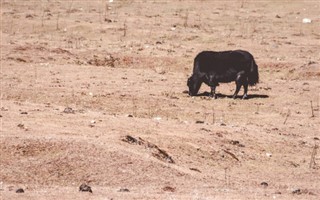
[16,57,27,63]
[1,107,8,111]
[122,135,141,144]
[0,115,2,117]
[220,123,226,126]
[189,168,201,173]
[302,18,312,23]
[26,14,34,19]
[182,90,189,94]
[118,188,130,192]
[308,61,316,65]
[260,182,268,187]
[20,112,28,115]
[63,107,75,114]
[230,140,240,145]
[266,153,272,157]
[230,140,245,147]
[126,114,133,118]
[195,120,204,124]
[275,15,281,18]
[314,137,319,140]
[16,188,24,193]
[104,18,112,23]
[153,117,162,121]
[17,124,25,129]
[79,183,92,193]
[292,189,301,195]
[162,186,176,192]
[200,128,211,132]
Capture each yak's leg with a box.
[232,72,246,99]
[232,82,242,99]
[242,80,248,99]
[210,86,217,99]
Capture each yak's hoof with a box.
[210,94,217,99]
[242,95,248,100]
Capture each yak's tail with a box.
[248,58,259,86]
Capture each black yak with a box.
[187,50,259,99]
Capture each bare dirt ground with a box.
[1,0,319,199]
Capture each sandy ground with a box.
[1,0,320,199]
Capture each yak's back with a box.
[193,50,253,73]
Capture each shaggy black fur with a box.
[187,50,259,99]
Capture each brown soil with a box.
[1,1,319,199]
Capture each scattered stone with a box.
[308,61,316,65]
[16,188,24,193]
[302,18,312,23]
[292,189,301,195]
[1,107,8,111]
[118,188,130,192]
[292,189,315,195]
[63,107,75,114]
[153,117,162,121]
[16,57,27,63]
[20,112,28,115]
[87,54,118,67]
[122,135,142,145]
[223,149,239,161]
[17,124,25,129]
[104,18,112,23]
[26,14,34,19]
[121,135,174,163]
[89,123,95,128]
[189,168,201,173]
[162,186,176,192]
[200,128,211,132]
[230,140,240,145]
[230,140,245,147]
[152,148,175,164]
[79,183,92,193]
[182,90,189,94]
[260,182,268,187]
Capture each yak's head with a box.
[187,75,202,96]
